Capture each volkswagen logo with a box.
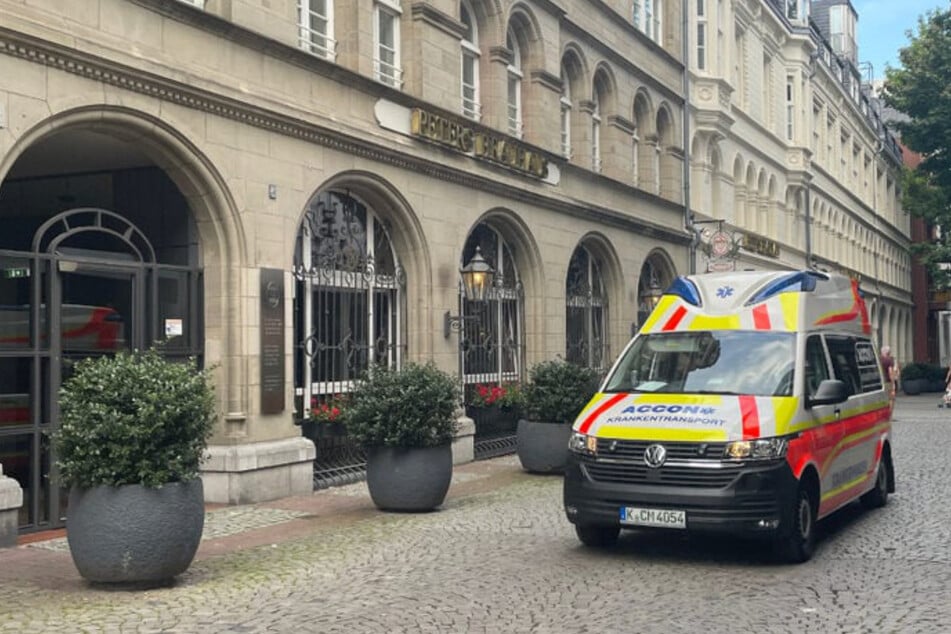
[644,444,667,469]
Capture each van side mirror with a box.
[807,379,848,408]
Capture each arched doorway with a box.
[0,130,203,533]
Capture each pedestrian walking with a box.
[880,345,898,410]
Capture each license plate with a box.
[620,506,686,529]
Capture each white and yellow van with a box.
[563,270,894,562]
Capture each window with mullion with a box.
[506,29,523,138]
[560,69,572,158]
[460,1,481,119]
[298,0,335,60]
[374,1,402,88]
[591,90,602,173]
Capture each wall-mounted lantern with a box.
[445,246,495,338]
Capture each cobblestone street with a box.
[2,394,950,633]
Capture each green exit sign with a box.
[3,267,29,279]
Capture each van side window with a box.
[804,335,830,398]
[826,335,864,396]
[854,340,883,392]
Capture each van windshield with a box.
[603,331,796,397]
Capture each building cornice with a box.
[0,24,688,245]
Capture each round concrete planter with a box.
[66,479,204,584]
[365,444,452,512]
[516,420,572,474]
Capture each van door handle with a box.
[833,407,841,419]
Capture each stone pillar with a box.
[0,465,23,548]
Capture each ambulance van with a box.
[563,269,894,562]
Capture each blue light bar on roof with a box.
[667,276,701,307]
[745,271,823,305]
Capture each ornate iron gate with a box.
[293,191,405,489]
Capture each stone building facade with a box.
[686,0,911,358]
[0,0,690,535]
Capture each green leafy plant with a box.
[900,362,925,382]
[343,362,460,448]
[522,359,600,424]
[55,349,217,489]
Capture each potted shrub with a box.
[517,360,599,474]
[344,362,459,512]
[55,349,216,585]
[900,362,926,395]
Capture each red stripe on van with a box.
[662,306,687,331]
[739,395,760,439]
[578,393,628,434]
[752,304,771,330]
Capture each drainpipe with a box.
[804,184,812,267]
[682,0,696,274]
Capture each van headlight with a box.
[568,432,598,456]
[724,437,788,460]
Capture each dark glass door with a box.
[44,259,142,526]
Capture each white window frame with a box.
[374,0,403,89]
[697,0,707,71]
[298,0,336,60]
[592,90,602,173]
[786,75,795,141]
[460,1,481,120]
[560,69,572,158]
[506,29,523,138]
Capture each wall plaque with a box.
[260,268,285,414]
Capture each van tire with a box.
[860,458,890,509]
[575,524,620,548]
[776,485,816,564]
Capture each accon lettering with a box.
[621,404,717,415]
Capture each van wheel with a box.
[776,486,816,564]
[860,458,890,509]
[575,524,620,548]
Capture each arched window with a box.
[460,223,524,388]
[506,28,523,138]
[566,245,608,372]
[560,68,572,158]
[293,190,405,417]
[460,1,480,119]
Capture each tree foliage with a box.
[883,8,951,286]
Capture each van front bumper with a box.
[563,453,799,537]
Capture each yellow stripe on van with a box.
[688,313,741,330]
[779,294,800,331]
[629,393,725,406]
[641,296,678,332]
[771,397,800,435]
[596,426,729,442]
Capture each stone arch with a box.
[0,104,246,422]
[592,62,619,115]
[507,2,545,69]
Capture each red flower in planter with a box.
[469,382,523,409]
[307,394,348,423]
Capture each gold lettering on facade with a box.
[741,234,781,258]
[410,108,547,179]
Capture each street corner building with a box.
[0,0,909,541]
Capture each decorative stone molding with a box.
[607,114,635,135]
[530,69,562,93]
[489,46,513,65]
[411,3,467,39]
